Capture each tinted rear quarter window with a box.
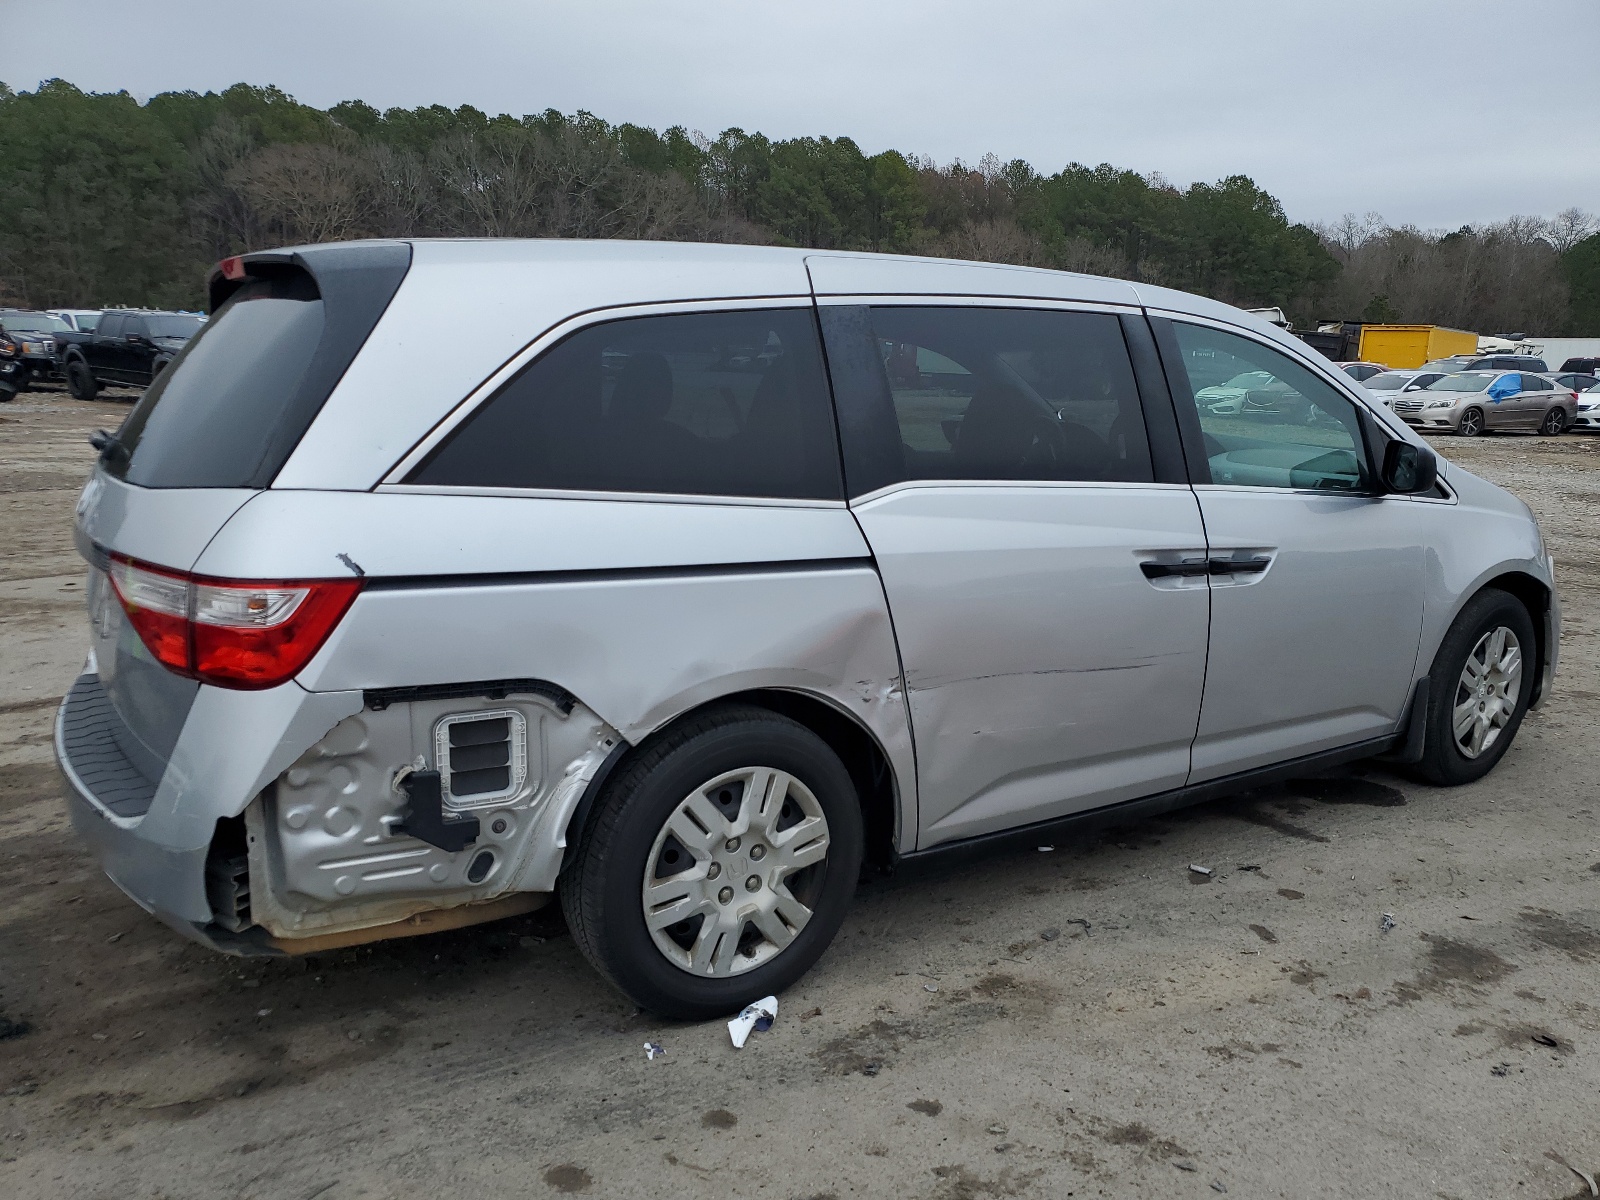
[410,308,843,500]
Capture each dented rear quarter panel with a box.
[195,488,920,854]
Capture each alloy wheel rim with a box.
[1453,625,1522,759]
[642,766,831,976]
[1462,410,1482,435]
[1542,410,1563,435]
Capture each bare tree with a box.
[1546,207,1598,254]
[1308,217,1570,333]
[231,142,374,245]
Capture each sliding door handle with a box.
[1210,554,1273,576]
[1140,557,1210,580]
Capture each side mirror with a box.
[1381,440,1438,494]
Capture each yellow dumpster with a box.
[1356,325,1479,369]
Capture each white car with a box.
[1361,370,1448,408]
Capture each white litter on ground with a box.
[727,996,778,1049]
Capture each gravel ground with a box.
[1,389,1597,1200]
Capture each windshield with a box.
[1364,374,1411,391]
[145,314,203,338]
[0,313,70,333]
[1423,373,1495,392]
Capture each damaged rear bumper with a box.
[56,667,620,956]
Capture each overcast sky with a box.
[5,0,1595,231]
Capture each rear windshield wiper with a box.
[88,429,130,466]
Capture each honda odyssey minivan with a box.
[58,240,1558,1017]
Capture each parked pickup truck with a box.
[61,309,203,400]
[0,309,72,394]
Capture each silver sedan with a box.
[1393,371,1578,436]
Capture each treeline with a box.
[1307,210,1599,336]
[0,79,1596,335]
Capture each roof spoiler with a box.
[206,242,413,315]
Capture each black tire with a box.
[151,357,172,383]
[1412,588,1537,786]
[561,703,864,1019]
[66,360,98,401]
[1456,406,1484,437]
[1540,406,1567,436]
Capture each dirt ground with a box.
[1,387,1597,1200]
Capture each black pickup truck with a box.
[61,309,204,400]
[0,309,72,397]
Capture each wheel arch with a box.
[1479,571,1554,706]
[1435,570,1555,708]
[562,687,904,875]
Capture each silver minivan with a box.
[58,240,1558,1017]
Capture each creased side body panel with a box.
[850,484,1210,848]
[299,565,916,853]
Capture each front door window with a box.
[1171,322,1371,492]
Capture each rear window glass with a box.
[409,309,843,500]
[109,278,325,488]
[1363,374,1410,390]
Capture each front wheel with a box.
[561,704,864,1019]
[1457,406,1484,437]
[66,360,98,401]
[1539,407,1567,436]
[1412,589,1537,786]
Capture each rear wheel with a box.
[1539,406,1567,436]
[1457,406,1485,437]
[561,704,864,1019]
[1413,589,1536,786]
[66,360,98,401]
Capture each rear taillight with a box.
[107,555,361,689]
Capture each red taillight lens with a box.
[107,555,361,689]
[108,557,191,674]
[192,577,361,688]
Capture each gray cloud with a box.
[6,0,1596,229]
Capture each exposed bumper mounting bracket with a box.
[395,769,479,852]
